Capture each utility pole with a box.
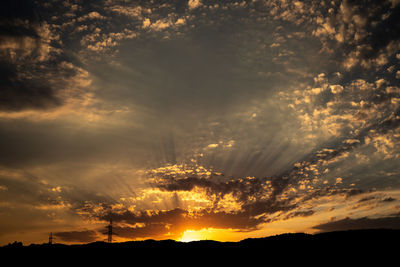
[107,219,113,243]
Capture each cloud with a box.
[83,29,137,52]
[106,4,147,18]
[320,0,400,69]
[0,0,39,22]
[313,215,400,232]
[0,62,61,111]
[283,209,315,220]
[54,230,99,243]
[264,0,400,70]
[0,59,95,115]
[188,0,202,10]
[143,159,366,224]
[0,2,57,61]
[0,1,62,111]
[0,1,97,113]
[147,19,174,31]
[76,167,370,240]
[113,224,175,240]
[1,0,400,245]
[77,11,106,22]
[96,208,265,240]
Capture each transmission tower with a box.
[107,219,113,243]
[49,232,53,245]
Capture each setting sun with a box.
[178,228,245,242]
[179,229,208,242]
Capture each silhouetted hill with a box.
[1,229,399,261]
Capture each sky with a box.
[0,0,400,245]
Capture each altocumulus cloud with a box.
[0,0,400,245]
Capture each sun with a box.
[178,228,240,242]
[179,229,207,242]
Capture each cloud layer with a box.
[0,0,399,244]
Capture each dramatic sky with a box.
[1,0,400,245]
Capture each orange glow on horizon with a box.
[179,229,207,242]
[178,228,237,242]
[177,228,247,242]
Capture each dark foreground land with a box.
[1,229,399,261]
[2,229,400,249]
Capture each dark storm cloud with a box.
[54,230,98,243]
[313,215,400,232]
[0,62,60,111]
[0,0,62,111]
[0,0,39,22]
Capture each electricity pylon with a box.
[49,232,54,245]
[107,219,113,243]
